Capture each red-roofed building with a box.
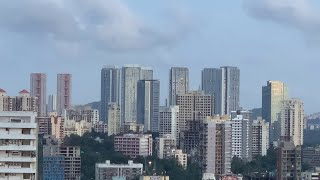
[19,89,30,94]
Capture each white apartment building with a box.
[280,99,304,146]
[252,117,269,158]
[0,111,38,180]
[64,120,92,137]
[96,160,143,180]
[174,149,187,169]
[114,134,152,158]
[156,135,176,159]
[159,106,179,144]
[231,111,252,162]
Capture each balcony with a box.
[0,134,37,140]
[0,145,36,151]
[0,123,37,129]
[0,167,36,174]
[0,156,36,162]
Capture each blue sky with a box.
[0,0,320,114]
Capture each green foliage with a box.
[63,132,201,180]
[231,146,277,178]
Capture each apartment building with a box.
[64,120,91,137]
[159,106,179,144]
[0,89,37,112]
[114,134,152,158]
[0,111,38,180]
[231,111,252,162]
[174,149,187,169]
[156,135,176,159]
[199,116,232,176]
[251,117,269,158]
[277,140,302,180]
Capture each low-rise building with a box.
[96,160,143,180]
[64,119,91,137]
[302,146,320,170]
[174,149,187,169]
[156,135,176,159]
[140,176,170,180]
[302,171,320,180]
[114,134,152,158]
[95,121,108,134]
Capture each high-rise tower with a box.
[169,67,189,106]
[57,74,72,115]
[201,67,240,115]
[30,73,47,116]
[137,80,160,132]
[262,80,288,143]
[101,66,120,122]
[120,65,153,124]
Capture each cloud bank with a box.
[0,0,191,52]
[243,0,320,42]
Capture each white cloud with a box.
[243,0,320,42]
[0,0,191,52]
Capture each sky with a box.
[0,0,320,114]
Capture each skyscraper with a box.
[137,80,160,132]
[120,65,153,124]
[280,99,304,146]
[101,66,120,122]
[202,67,240,115]
[57,74,72,116]
[47,94,57,114]
[30,73,47,116]
[169,67,189,105]
[262,81,288,143]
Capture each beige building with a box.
[262,81,288,143]
[251,117,269,158]
[174,149,187,169]
[156,135,176,159]
[107,103,121,136]
[280,99,304,146]
[0,89,37,112]
[50,113,65,140]
[176,91,213,131]
[64,119,91,137]
[199,116,232,176]
[114,134,152,158]
[159,106,179,144]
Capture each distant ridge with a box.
[73,101,100,111]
